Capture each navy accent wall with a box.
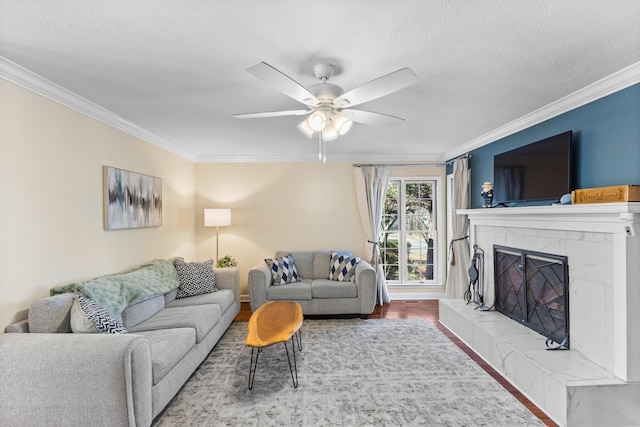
[449,83,640,208]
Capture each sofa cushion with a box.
[311,279,358,299]
[330,252,361,282]
[313,250,332,279]
[173,258,217,299]
[265,254,301,285]
[266,280,312,300]
[164,288,178,305]
[313,250,352,279]
[121,295,165,329]
[275,251,313,279]
[130,305,221,343]
[133,328,195,385]
[70,296,128,334]
[166,288,236,313]
[28,293,75,333]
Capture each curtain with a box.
[445,157,471,299]
[353,165,391,305]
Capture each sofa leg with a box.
[360,314,369,319]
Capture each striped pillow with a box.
[70,296,128,334]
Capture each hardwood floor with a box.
[235,300,558,427]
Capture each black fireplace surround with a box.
[493,245,569,349]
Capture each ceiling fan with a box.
[233,62,418,161]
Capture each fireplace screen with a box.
[494,245,569,349]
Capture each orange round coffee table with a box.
[245,301,303,389]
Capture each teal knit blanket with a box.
[51,259,179,315]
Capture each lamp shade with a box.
[307,110,327,132]
[297,118,315,138]
[323,123,339,141]
[204,208,231,227]
[332,113,353,135]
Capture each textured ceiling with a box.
[1,1,639,163]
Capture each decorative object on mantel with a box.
[560,193,572,204]
[204,208,231,267]
[481,181,494,207]
[103,166,162,231]
[217,254,237,268]
[572,184,640,204]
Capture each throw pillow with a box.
[264,254,301,285]
[70,295,128,334]
[173,258,217,299]
[330,251,361,282]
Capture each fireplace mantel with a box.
[458,202,640,234]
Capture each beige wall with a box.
[195,162,369,298]
[0,80,196,330]
[195,163,447,299]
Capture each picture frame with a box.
[103,166,162,230]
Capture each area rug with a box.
[153,318,544,426]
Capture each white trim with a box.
[444,61,640,161]
[384,176,443,285]
[0,56,197,162]
[194,152,444,164]
[389,291,444,300]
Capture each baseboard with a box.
[389,292,444,300]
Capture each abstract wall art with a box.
[103,166,162,230]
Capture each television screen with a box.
[493,131,572,205]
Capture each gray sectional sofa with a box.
[0,259,240,427]
[248,250,377,316]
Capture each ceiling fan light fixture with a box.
[307,110,327,132]
[332,113,353,135]
[297,119,314,138]
[236,61,418,163]
[323,122,339,141]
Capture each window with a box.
[381,178,439,285]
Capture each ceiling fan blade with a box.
[342,109,406,128]
[233,110,310,119]
[334,68,418,108]
[246,62,318,107]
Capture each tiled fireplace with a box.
[439,203,640,426]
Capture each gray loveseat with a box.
[0,259,240,427]
[248,250,377,316]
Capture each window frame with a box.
[382,176,442,287]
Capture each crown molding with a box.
[194,152,445,164]
[444,61,640,161]
[4,55,637,165]
[0,56,197,162]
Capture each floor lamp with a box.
[204,208,231,267]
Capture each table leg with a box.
[295,328,302,351]
[248,347,262,390]
[284,336,298,388]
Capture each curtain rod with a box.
[445,153,472,165]
[353,162,446,167]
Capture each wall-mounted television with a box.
[493,131,572,205]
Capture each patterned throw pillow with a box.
[264,254,301,285]
[330,251,361,282]
[173,258,217,299]
[70,295,128,334]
